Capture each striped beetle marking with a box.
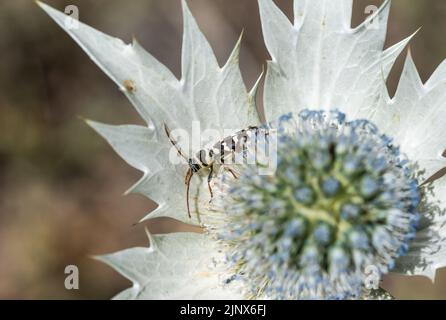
[164,124,265,218]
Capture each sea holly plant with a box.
[38,0,446,299]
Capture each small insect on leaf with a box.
[123,79,136,93]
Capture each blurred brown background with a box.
[0,0,446,299]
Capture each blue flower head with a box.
[220,110,421,299]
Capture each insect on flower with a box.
[163,123,264,219]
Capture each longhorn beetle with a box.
[164,123,265,218]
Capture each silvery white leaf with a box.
[38,0,261,222]
[374,53,446,178]
[259,0,412,121]
[370,50,446,281]
[38,1,259,143]
[393,179,446,281]
[97,231,241,299]
[87,121,191,222]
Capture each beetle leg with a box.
[185,168,193,218]
[207,166,214,201]
[420,167,446,187]
[420,149,446,186]
[226,167,238,179]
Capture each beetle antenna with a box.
[163,123,189,161]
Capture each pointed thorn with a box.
[239,28,245,41]
[249,65,265,97]
[137,212,153,224]
[144,228,157,249]
[89,254,104,262]
[35,0,47,9]
[77,115,89,123]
